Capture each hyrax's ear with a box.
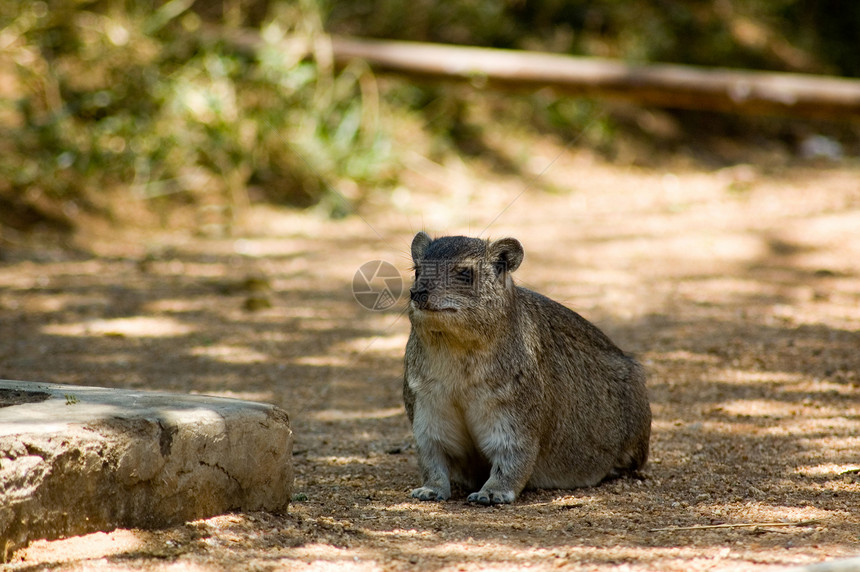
[488,237,524,275]
[411,231,432,263]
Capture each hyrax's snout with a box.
[409,286,431,309]
[410,281,449,312]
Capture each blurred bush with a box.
[2,0,858,235]
[0,0,393,233]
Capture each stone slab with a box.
[0,380,293,553]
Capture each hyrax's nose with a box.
[410,286,431,309]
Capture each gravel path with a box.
[3,151,860,570]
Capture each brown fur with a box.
[403,232,651,504]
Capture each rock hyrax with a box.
[403,232,651,504]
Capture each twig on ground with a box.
[649,519,821,532]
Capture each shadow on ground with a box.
[3,167,860,569]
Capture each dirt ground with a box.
[2,141,860,571]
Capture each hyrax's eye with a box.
[454,267,474,285]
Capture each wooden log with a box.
[330,36,860,121]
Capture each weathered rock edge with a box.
[0,380,293,554]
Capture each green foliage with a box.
[0,0,393,226]
[3,0,857,233]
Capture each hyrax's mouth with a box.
[414,306,457,314]
[410,301,458,314]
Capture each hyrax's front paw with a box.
[411,486,450,501]
[467,488,516,505]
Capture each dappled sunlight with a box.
[278,545,383,571]
[652,418,747,435]
[0,261,116,286]
[378,501,431,513]
[796,463,860,477]
[609,234,768,270]
[145,298,221,313]
[709,369,806,385]
[42,316,195,337]
[312,408,403,422]
[335,334,409,356]
[775,301,860,329]
[306,455,388,467]
[75,351,139,367]
[293,355,352,367]
[676,276,781,304]
[281,306,343,319]
[189,344,271,364]
[141,260,229,278]
[231,237,312,258]
[368,528,437,542]
[300,319,356,331]
[799,435,860,454]
[0,292,110,314]
[650,350,722,365]
[235,205,340,239]
[17,530,147,564]
[718,399,807,419]
[394,540,511,561]
[736,504,847,524]
[766,417,860,436]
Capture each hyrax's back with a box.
[405,231,651,504]
[516,287,651,488]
